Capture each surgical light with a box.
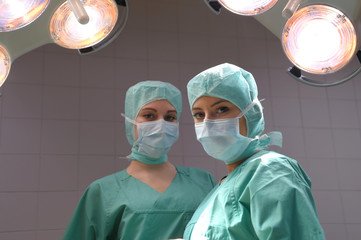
[282,5,357,75]
[203,0,278,15]
[0,45,11,88]
[50,0,118,49]
[218,0,279,15]
[0,0,128,88]
[0,0,50,32]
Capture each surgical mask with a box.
[194,99,281,164]
[122,114,179,164]
[195,113,255,164]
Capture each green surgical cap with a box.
[187,63,264,138]
[124,80,182,145]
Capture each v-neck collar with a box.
[120,166,180,194]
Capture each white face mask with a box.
[194,99,282,164]
[122,114,179,161]
[194,99,259,164]
[135,119,179,159]
[195,113,254,163]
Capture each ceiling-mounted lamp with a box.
[0,45,11,87]
[0,0,50,32]
[282,4,357,75]
[253,0,361,87]
[77,0,129,55]
[282,4,360,86]
[50,0,119,50]
[0,0,129,88]
[203,0,279,15]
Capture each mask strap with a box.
[237,98,262,118]
[121,113,137,125]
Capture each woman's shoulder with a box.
[259,151,305,171]
[246,151,298,168]
[86,170,126,192]
[243,151,311,188]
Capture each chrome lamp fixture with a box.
[282,5,357,75]
[205,0,361,87]
[0,0,50,32]
[0,0,129,88]
[203,0,279,15]
[254,0,361,87]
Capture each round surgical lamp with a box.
[0,45,11,88]
[0,0,129,89]
[218,0,279,15]
[0,0,50,32]
[282,5,357,75]
[203,0,278,15]
[77,0,129,55]
[49,0,119,50]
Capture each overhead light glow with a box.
[49,0,118,49]
[0,45,11,87]
[217,0,278,15]
[282,5,357,74]
[0,0,50,32]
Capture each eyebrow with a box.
[140,108,157,112]
[140,108,177,114]
[192,99,230,111]
[211,99,230,107]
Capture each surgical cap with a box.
[125,80,182,145]
[187,63,264,138]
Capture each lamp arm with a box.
[68,0,90,24]
[282,0,303,19]
[287,50,361,87]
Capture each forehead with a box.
[140,99,176,111]
[193,96,235,108]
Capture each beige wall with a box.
[1,0,361,239]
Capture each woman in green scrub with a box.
[63,81,215,240]
[183,63,325,240]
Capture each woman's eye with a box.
[165,115,177,122]
[143,114,155,119]
[193,112,204,120]
[217,106,229,114]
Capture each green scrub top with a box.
[63,166,215,240]
[184,151,326,240]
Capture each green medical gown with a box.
[184,151,326,240]
[63,166,215,240]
